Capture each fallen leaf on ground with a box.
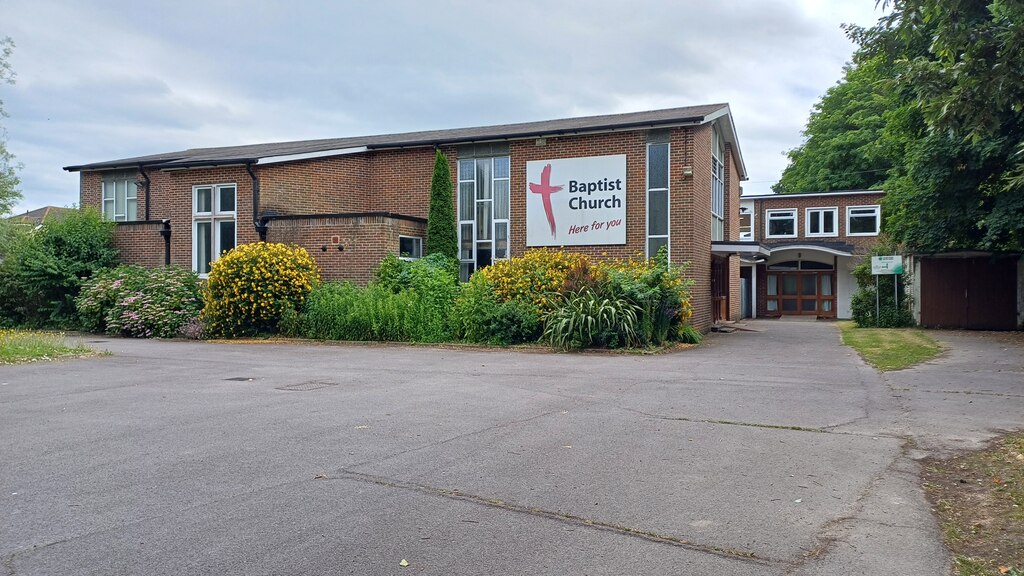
[399,559,409,567]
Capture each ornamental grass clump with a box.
[201,243,320,337]
[542,289,640,350]
[76,265,203,338]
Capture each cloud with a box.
[2,0,884,211]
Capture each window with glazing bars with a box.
[457,155,510,281]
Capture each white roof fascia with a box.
[256,146,369,166]
[768,245,855,257]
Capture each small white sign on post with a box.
[871,255,904,275]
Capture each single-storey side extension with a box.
[65,104,749,331]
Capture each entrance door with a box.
[711,256,728,322]
[766,271,836,317]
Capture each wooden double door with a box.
[766,271,837,317]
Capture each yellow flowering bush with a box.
[481,249,603,314]
[201,243,320,337]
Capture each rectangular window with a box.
[739,207,753,240]
[193,184,237,276]
[847,205,880,236]
[806,207,838,237]
[101,170,139,222]
[711,128,725,241]
[457,153,510,281]
[766,209,797,238]
[399,236,423,260]
[647,141,670,258]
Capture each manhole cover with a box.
[224,377,257,382]
[87,340,108,343]
[276,380,338,392]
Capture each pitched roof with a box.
[5,206,76,224]
[64,103,746,178]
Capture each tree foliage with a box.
[0,36,22,216]
[0,208,118,327]
[425,149,458,261]
[778,3,1024,252]
[773,56,900,193]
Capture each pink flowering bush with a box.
[76,265,203,338]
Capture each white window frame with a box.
[739,205,753,241]
[457,156,510,281]
[711,127,725,241]
[805,207,838,238]
[398,235,423,260]
[101,171,138,222]
[192,183,237,277]
[646,141,671,259]
[765,208,797,239]
[846,204,881,237]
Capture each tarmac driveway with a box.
[1,321,1021,575]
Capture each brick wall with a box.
[725,143,742,321]
[266,215,426,285]
[113,221,166,268]
[752,192,885,251]
[675,124,713,329]
[508,132,648,261]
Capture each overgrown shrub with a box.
[451,274,542,345]
[463,248,696,349]
[300,282,449,342]
[481,249,601,314]
[201,243,320,337]
[676,324,703,344]
[76,265,202,338]
[596,248,694,346]
[0,208,117,327]
[543,289,640,350]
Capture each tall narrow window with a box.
[711,127,725,241]
[193,184,236,276]
[101,170,138,222]
[647,138,670,258]
[457,144,510,281]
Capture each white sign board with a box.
[871,255,904,275]
[526,154,627,246]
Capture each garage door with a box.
[919,257,1018,330]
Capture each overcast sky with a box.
[3,0,885,214]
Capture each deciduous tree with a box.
[0,36,22,216]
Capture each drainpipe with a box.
[138,164,152,220]
[159,219,172,266]
[246,162,268,241]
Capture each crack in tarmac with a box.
[325,469,783,568]
[921,389,1024,399]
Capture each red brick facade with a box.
[744,191,884,319]
[80,122,742,331]
[748,191,884,250]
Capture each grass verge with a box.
[922,433,1024,576]
[0,329,95,364]
[837,321,943,371]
